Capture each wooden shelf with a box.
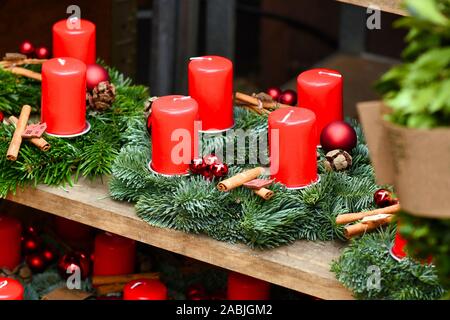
[336,0,406,16]
[6,178,352,300]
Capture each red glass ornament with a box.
[19,40,34,56]
[42,248,57,264]
[190,158,206,175]
[186,284,207,300]
[23,224,39,237]
[86,64,110,91]
[26,253,47,273]
[57,251,91,280]
[203,154,220,166]
[0,111,4,122]
[374,189,395,208]
[279,89,297,106]
[21,234,42,254]
[210,162,229,178]
[35,46,50,59]
[266,87,282,101]
[320,121,357,152]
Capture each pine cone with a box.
[87,81,116,111]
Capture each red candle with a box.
[41,57,87,136]
[268,107,318,188]
[297,68,343,145]
[151,95,198,175]
[227,272,270,300]
[0,278,24,300]
[0,216,22,271]
[188,56,234,132]
[390,229,408,261]
[93,232,136,276]
[54,216,93,242]
[123,279,168,300]
[53,19,96,65]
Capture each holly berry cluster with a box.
[266,87,297,106]
[21,225,57,273]
[190,154,229,180]
[19,40,50,59]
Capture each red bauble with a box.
[42,248,57,264]
[203,154,221,166]
[186,284,207,300]
[279,89,297,106]
[0,111,4,122]
[57,251,91,280]
[26,253,47,273]
[23,224,39,237]
[320,121,357,152]
[190,158,207,175]
[35,46,50,59]
[266,87,282,101]
[21,234,42,254]
[374,189,397,208]
[19,40,34,56]
[210,162,229,178]
[86,64,110,91]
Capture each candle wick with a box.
[131,282,144,289]
[57,58,66,66]
[281,110,294,123]
[318,71,341,78]
[190,57,213,61]
[173,96,191,101]
[0,280,8,289]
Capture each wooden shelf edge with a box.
[6,180,353,300]
[336,0,407,16]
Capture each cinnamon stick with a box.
[6,105,32,161]
[344,214,394,239]
[217,167,266,192]
[336,203,400,225]
[235,92,291,110]
[9,67,42,81]
[92,272,160,287]
[9,116,50,152]
[254,187,274,200]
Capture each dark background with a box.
[0,0,407,117]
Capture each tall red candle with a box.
[188,56,234,132]
[93,232,136,276]
[151,95,198,175]
[0,216,22,271]
[297,68,343,145]
[268,107,318,188]
[53,19,96,65]
[227,272,270,300]
[41,57,87,135]
[54,216,93,242]
[123,279,168,300]
[0,278,24,300]
[390,229,408,261]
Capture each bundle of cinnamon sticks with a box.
[336,203,401,239]
[235,92,291,115]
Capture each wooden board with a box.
[6,178,353,300]
[336,0,406,16]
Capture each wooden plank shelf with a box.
[6,178,353,300]
[336,0,406,16]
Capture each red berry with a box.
[279,89,297,106]
[26,253,47,273]
[203,154,221,166]
[266,87,282,101]
[0,111,4,122]
[19,40,34,56]
[190,158,206,175]
[210,162,229,178]
[35,46,50,59]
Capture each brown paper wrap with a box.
[6,105,31,160]
[217,167,266,191]
[41,287,93,300]
[9,116,50,152]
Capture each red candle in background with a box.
[297,68,343,145]
[390,229,408,261]
[123,279,168,300]
[151,95,198,175]
[93,232,136,276]
[41,58,87,135]
[53,19,96,65]
[0,278,24,300]
[54,216,93,243]
[188,56,234,132]
[227,272,270,300]
[269,107,318,188]
[0,216,22,271]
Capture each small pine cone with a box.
[87,81,116,111]
[324,149,352,171]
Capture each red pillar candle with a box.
[227,272,270,300]
[0,278,24,300]
[390,229,408,261]
[123,279,168,300]
[188,56,234,132]
[93,232,136,276]
[268,107,318,189]
[0,216,22,271]
[151,95,198,175]
[41,57,87,135]
[54,217,93,242]
[53,19,96,65]
[297,68,343,145]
